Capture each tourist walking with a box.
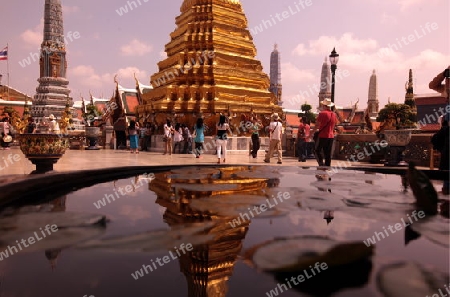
[250,118,261,158]
[312,98,337,167]
[114,117,127,150]
[173,123,183,154]
[297,116,311,162]
[163,119,174,155]
[264,113,283,164]
[128,120,139,154]
[141,122,152,151]
[216,115,231,164]
[0,116,12,150]
[181,124,192,154]
[193,118,205,158]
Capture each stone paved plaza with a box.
[0,147,321,177]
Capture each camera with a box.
[444,68,450,78]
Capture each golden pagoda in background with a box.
[137,0,283,135]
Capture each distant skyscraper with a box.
[31,0,72,122]
[367,70,379,118]
[318,57,331,106]
[404,69,416,109]
[269,44,282,105]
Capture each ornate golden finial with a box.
[81,94,86,116]
[89,90,94,106]
[134,72,139,87]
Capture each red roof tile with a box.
[415,96,447,105]
[123,95,139,115]
[286,114,300,126]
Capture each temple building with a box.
[0,85,32,116]
[31,0,73,123]
[269,44,282,105]
[137,0,282,135]
[367,70,379,119]
[318,57,331,107]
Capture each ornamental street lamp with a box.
[329,48,339,104]
[0,74,3,99]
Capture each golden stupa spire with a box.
[139,0,282,136]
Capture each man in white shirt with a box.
[264,113,283,164]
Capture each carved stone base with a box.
[85,136,100,150]
[384,146,408,167]
[28,156,61,174]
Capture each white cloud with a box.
[70,65,148,90]
[159,51,168,59]
[398,0,425,11]
[380,12,398,25]
[116,67,148,82]
[292,33,450,75]
[70,65,113,88]
[20,19,44,49]
[119,205,151,222]
[281,62,315,83]
[292,33,378,57]
[62,5,80,15]
[120,39,153,56]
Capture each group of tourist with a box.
[263,98,337,166]
[148,98,337,167]
[162,120,194,155]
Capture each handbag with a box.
[313,131,319,142]
[163,135,168,142]
[313,115,333,142]
[3,135,12,143]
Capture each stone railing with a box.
[147,135,271,155]
[334,133,434,167]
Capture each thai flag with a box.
[0,47,7,61]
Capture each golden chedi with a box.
[137,0,282,135]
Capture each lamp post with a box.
[329,48,339,104]
[0,74,3,99]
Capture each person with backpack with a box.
[264,113,283,164]
[297,116,311,162]
[193,118,205,158]
[432,113,449,194]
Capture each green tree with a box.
[83,103,103,126]
[301,103,316,123]
[376,103,416,128]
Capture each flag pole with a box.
[6,43,10,100]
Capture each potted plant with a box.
[376,103,416,166]
[83,103,103,150]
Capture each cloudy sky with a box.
[1,0,448,110]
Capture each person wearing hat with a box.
[264,113,283,164]
[48,114,60,133]
[0,116,12,149]
[311,98,337,167]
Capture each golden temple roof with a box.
[139,0,283,133]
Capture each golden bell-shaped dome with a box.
[181,0,241,12]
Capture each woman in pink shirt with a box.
[297,116,311,162]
